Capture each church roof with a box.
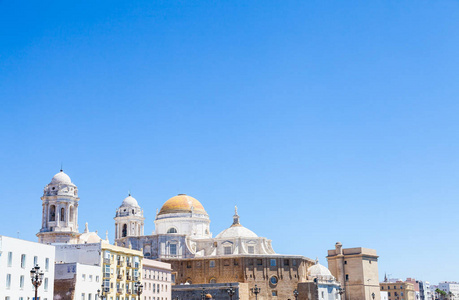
[158,194,207,216]
[216,207,258,238]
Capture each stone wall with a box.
[172,283,248,300]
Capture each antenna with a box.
[60,162,63,172]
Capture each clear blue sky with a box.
[1,0,458,284]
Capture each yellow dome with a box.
[158,194,207,216]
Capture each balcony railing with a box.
[117,261,124,267]
[103,273,110,278]
[127,262,132,268]
[117,288,122,294]
[117,274,122,280]
[127,275,132,281]
[126,289,132,295]
[103,258,110,264]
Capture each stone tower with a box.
[114,194,145,242]
[37,170,80,244]
[327,242,380,300]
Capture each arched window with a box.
[209,277,217,284]
[122,224,127,237]
[49,205,56,221]
[167,228,177,234]
[69,206,74,222]
[60,207,65,221]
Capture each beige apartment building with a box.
[380,282,415,300]
[142,259,172,300]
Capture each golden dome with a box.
[158,194,207,216]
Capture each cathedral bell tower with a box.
[114,194,145,243]
[37,170,80,244]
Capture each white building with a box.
[0,235,55,300]
[418,280,431,300]
[438,282,459,299]
[54,263,102,300]
[380,291,388,300]
[142,259,172,300]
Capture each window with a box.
[224,247,232,255]
[401,292,404,296]
[388,292,391,296]
[60,207,65,221]
[388,286,390,290]
[7,252,12,267]
[345,274,349,281]
[322,291,325,298]
[170,244,177,256]
[209,260,215,268]
[88,294,92,300]
[82,274,86,281]
[34,256,38,266]
[44,278,49,291]
[21,254,26,268]
[167,228,177,233]
[50,205,56,221]
[20,275,24,289]
[344,261,347,264]
[6,274,11,289]
[381,287,384,290]
[122,224,127,237]
[257,259,263,265]
[272,291,278,296]
[187,261,192,268]
[248,246,255,254]
[270,276,278,285]
[45,258,50,271]
[283,259,289,266]
[209,278,216,284]
[89,275,93,282]
[82,293,85,300]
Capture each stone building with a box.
[380,281,415,300]
[37,170,105,245]
[327,242,380,300]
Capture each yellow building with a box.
[380,282,415,300]
[102,243,143,300]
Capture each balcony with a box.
[127,275,132,281]
[117,261,124,267]
[126,289,132,295]
[103,273,110,278]
[117,274,122,280]
[103,258,110,264]
[127,262,132,268]
[117,288,122,294]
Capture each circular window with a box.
[270,276,278,285]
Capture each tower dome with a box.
[216,206,258,238]
[307,259,335,281]
[50,170,73,185]
[121,195,140,208]
[158,194,207,216]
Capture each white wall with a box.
[55,262,103,300]
[142,259,172,300]
[0,235,55,300]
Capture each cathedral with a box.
[37,170,345,300]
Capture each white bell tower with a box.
[114,194,145,243]
[37,169,80,244]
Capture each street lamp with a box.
[227,284,235,300]
[97,284,107,300]
[293,289,299,300]
[134,281,143,300]
[372,292,375,300]
[201,287,207,300]
[251,284,261,300]
[30,264,44,300]
[338,287,345,299]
